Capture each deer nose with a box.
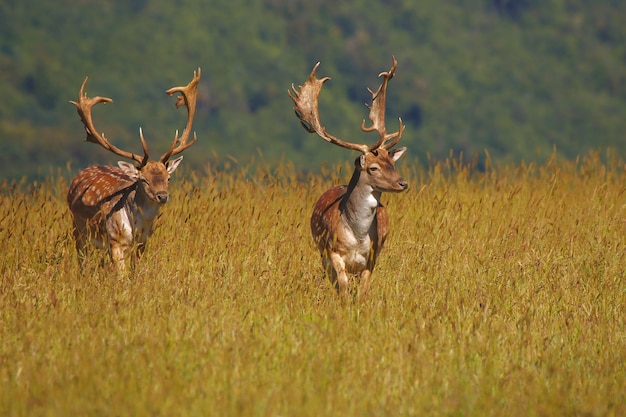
[156,192,169,203]
[399,180,408,190]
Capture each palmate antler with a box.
[71,79,150,167]
[288,56,404,154]
[361,57,405,151]
[160,68,201,163]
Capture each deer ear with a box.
[357,155,366,169]
[117,161,139,178]
[166,156,184,174]
[389,147,407,162]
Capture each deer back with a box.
[67,165,136,220]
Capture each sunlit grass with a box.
[1,151,625,416]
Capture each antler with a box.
[289,63,370,154]
[160,68,201,163]
[361,56,405,151]
[70,78,149,166]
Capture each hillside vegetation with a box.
[1,0,626,180]
[1,153,625,415]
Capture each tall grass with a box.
[1,151,625,416]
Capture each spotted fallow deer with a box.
[289,57,408,295]
[67,68,201,271]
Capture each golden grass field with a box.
[1,151,625,416]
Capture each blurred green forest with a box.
[1,0,625,180]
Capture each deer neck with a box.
[127,183,160,223]
[340,170,381,239]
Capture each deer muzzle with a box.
[156,191,169,204]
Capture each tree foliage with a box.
[1,0,625,180]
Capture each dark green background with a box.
[1,0,624,180]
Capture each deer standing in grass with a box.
[67,68,201,271]
[289,57,408,295]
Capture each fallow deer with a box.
[289,57,408,295]
[67,68,201,271]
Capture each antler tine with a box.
[360,56,403,151]
[137,127,150,166]
[289,62,370,154]
[382,118,405,150]
[160,67,201,163]
[70,77,147,165]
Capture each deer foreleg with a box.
[328,252,349,294]
[359,269,372,300]
[109,240,129,272]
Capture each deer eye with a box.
[368,165,379,173]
